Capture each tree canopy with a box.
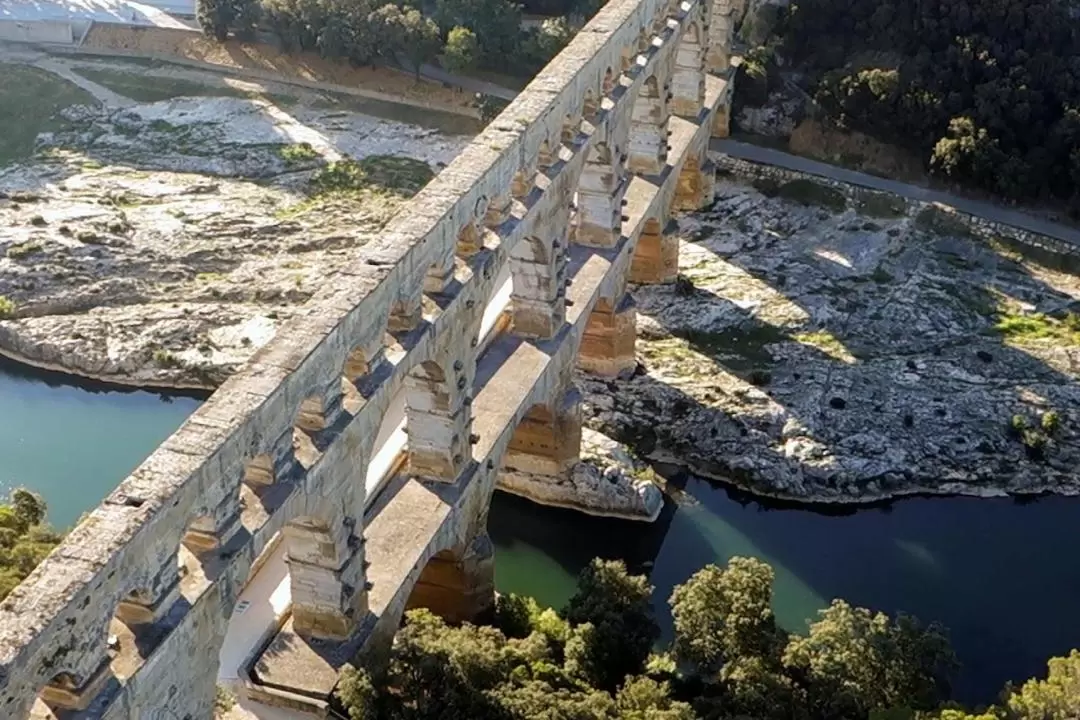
[335,556,1080,720]
[0,490,61,600]
[756,0,1080,211]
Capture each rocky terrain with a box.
[582,175,1080,502]
[0,88,470,388]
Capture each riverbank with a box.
[582,175,1080,504]
[0,57,473,389]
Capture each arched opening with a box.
[602,67,615,95]
[31,655,114,716]
[244,453,275,486]
[562,112,580,143]
[511,167,534,200]
[365,386,409,506]
[582,88,598,120]
[457,221,483,258]
[405,533,495,626]
[538,139,554,171]
[293,395,326,469]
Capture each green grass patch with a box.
[0,64,95,166]
[279,142,320,166]
[775,179,847,212]
[994,310,1080,347]
[0,296,15,319]
[309,155,434,199]
[857,191,906,218]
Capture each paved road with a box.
[709,139,1080,247]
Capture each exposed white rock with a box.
[583,177,1080,503]
[497,428,664,521]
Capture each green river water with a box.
[1,359,1076,705]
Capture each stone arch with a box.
[293,394,327,468]
[32,668,111,716]
[621,45,636,71]
[636,27,651,52]
[404,532,494,626]
[457,220,483,258]
[538,139,554,170]
[244,452,275,486]
[511,167,533,200]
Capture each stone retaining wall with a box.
[712,153,1080,267]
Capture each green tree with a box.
[669,557,785,675]
[1004,650,1080,719]
[615,677,695,720]
[562,559,659,691]
[782,600,958,718]
[432,0,523,65]
[398,8,443,79]
[337,664,379,720]
[0,490,60,601]
[196,0,233,41]
[442,26,480,74]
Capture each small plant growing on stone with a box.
[6,242,42,259]
[0,296,15,319]
[152,349,181,368]
[278,142,319,166]
[1007,414,1027,439]
[1021,428,1048,461]
[1041,410,1061,436]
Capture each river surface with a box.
[1,362,1076,705]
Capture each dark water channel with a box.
[1,361,1076,704]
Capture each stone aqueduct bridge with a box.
[1,0,737,714]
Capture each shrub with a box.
[278,142,319,166]
[6,242,42,260]
[309,156,435,198]
[0,296,15,319]
[1041,411,1061,436]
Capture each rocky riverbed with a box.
[581,174,1080,502]
[0,89,469,388]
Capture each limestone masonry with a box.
[0,0,736,714]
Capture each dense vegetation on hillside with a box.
[337,557,1080,719]
[0,490,61,600]
[754,0,1080,211]
[196,0,592,80]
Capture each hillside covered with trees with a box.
[336,557,1080,719]
[743,0,1080,213]
[196,0,598,83]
